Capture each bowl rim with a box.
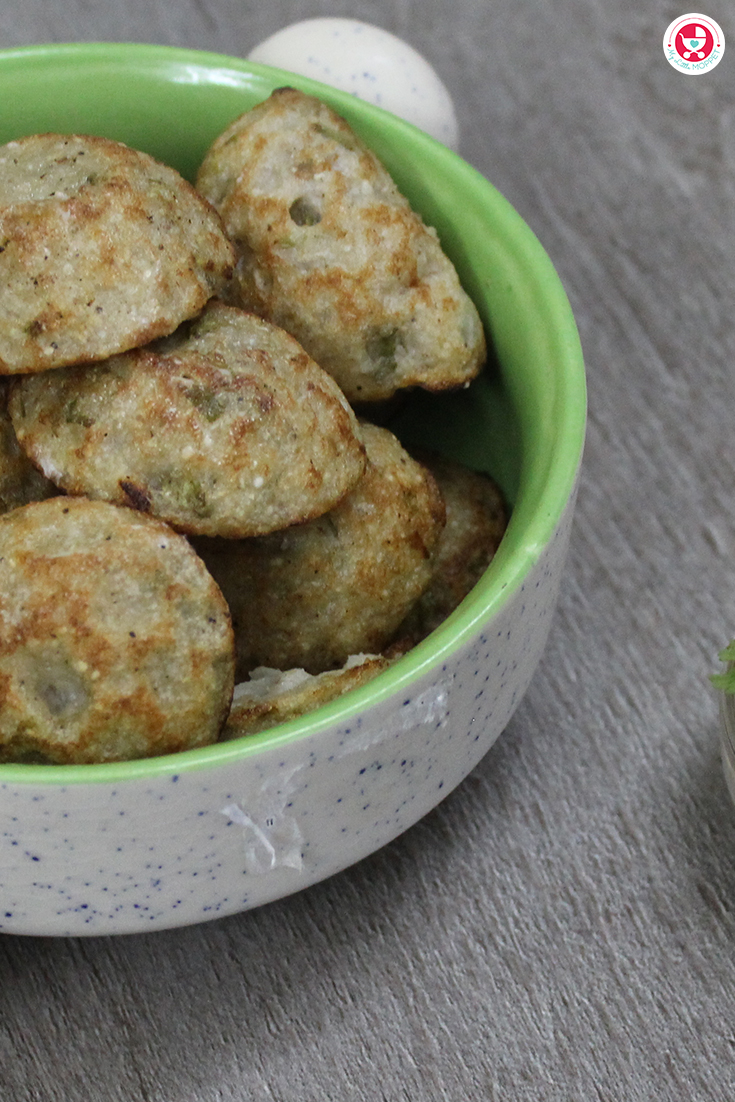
[0,41,586,786]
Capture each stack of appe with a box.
[0,92,506,764]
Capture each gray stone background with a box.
[1,2,735,1099]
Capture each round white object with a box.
[247,18,459,150]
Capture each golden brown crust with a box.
[0,133,234,374]
[393,454,507,646]
[0,378,57,513]
[10,302,367,537]
[0,496,235,763]
[197,88,486,402]
[195,422,446,678]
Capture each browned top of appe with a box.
[197,88,486,403]
[0,496,235,764]
[196,421,446,678]
[10,302,367,537]
[0,133,234,374]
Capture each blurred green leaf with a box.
[710,641,735,693]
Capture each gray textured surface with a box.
[2,2,735,1099]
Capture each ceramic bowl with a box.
[0,43,586,937]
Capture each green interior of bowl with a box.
[0,42,586,783]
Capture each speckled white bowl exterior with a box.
[0,497,575,936]
[0,44,586,937]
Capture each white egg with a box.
[247,18,459,150]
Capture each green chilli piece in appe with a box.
[184,384,228,422]
[366,327,404,378]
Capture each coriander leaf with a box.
[709,640,735,694]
